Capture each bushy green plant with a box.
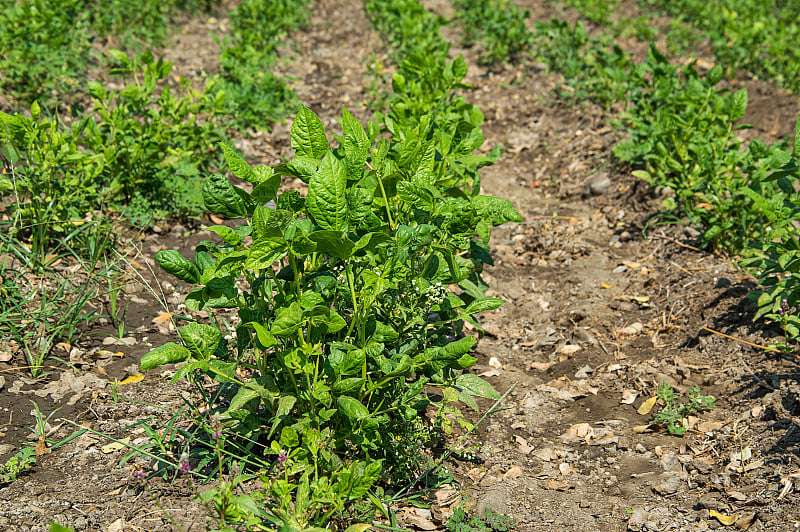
[452,0,532,65]
[530,19,639,107]
[613,45,792,252]
[0,0,92,108]
[83,49,227,227]
[214,0,311,131]
[636,0,800,93]
[743,118,800,345]
[447,507,514,532]
[87,0,222,48]
[141,104,518,527]
[365,0,451,63]
[0,103,105,259]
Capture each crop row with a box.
[452,0,800,347]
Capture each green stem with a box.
[376,171,395,229]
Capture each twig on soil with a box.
[736,355,777,392]
[652,232,704,252]
[701,326,782,354]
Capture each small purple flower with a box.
[781,299,790,315]
[212,430,222,440]
[133,468,146,483]
[179,453,191,474]
[276,449,288,469]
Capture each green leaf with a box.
[454,372,500,400]
[706,64,723,86]
[155,250,200,283]
[332,377,366,395]
[221,143,256,183]
[229,376,280,411]
[179,322,222,359]
[465,297,503,315]
[245,238,288,270]
[140,342,191,370]
[340,107,369,180]
[291,106,328,159]
[206,225,243,246]
[271,302,304,337]
[307,153,348,231]
[50,523,75,532]
[730,88,748,121]
[794,114,800,158]
[203,173,253,218]
[308,306,347,333]
[337,396,369,421]
[252,207,293,240]
[309,230,354,259]
[269,395,297,437]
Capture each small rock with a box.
[636,443,648,454]
[574,365,593,379]
[627,508,648,531]
[585,174,611,196]
[653,473,684,495]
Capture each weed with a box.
[446,507,515,532]
[653,383,715,435]
[0,445,36,484]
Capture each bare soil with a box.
[2,0,800,531]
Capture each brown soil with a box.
[2,0,800,531]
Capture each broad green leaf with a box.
[340,107,369,179]
[276,156,319,183]
[730,88,747,121]
[271,302,304,337]
[308,306,347,333]
[269,395,297,437]
[155,250,200,283]
[280,425,300,447]
[251,172,281,204]
[203,173,253,218]
[337,396,369,421]
[231,376,280,412]
[291,106,328,159]
[249,322,277,349]
[140,342,191,370]
[455,373,500,399]
[307,153,348,231]
[252,207,293,240]
[472,195,522,225]
[245,238,288,270]
[290,234,317,256]
[706,64,723,86]
[332,377,365,395]
[221,143,256,183]
[794,114,800,157]
[206,225,242,246]
[208,359,237,383]
[179,322,222,359]
[310,230,354,259]
[464,297,504,315]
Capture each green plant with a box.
[0,105,106,262]
[446,507,514,532]
[213,0,311,132]
[743,118,800,346]
[87,0,221,49]
[0,0,92,108]
[613,45,792,253]
[530,19,639,108]
[452,0,532,65]
[636,0,800,93]
[653,383,715,435]
[365,0,450,64]
[84,49,227,227]
[0,445,36,484]
[140,103,518,527]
